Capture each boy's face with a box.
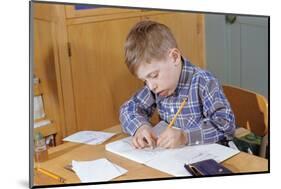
[135,49,182,97]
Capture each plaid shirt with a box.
[120,58,235,145]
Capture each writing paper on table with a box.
[72,158,127,182]
[106,121,239,176]
[63,131,116,145]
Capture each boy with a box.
[120,20,235,149]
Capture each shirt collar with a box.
[173,57,194,96]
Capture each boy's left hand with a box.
[157,128,188,148]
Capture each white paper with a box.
[34,96,45,120]
[63,131,116,145]
[106,137,167,163]
[33,77,39,84]
[146,154,192,176]
[34,119,51,128]
[145,143,239,176]
[72,158,127,183]
[106,136,239,176]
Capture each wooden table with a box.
[33,126,268,186]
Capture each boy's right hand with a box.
[133,125,157,149]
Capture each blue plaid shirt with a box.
[120,58,235,145]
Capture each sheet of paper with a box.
[63,131,116,145]
[34,119,51,128]
[146,153,192,177]
[106,137,167,163]
[106,136,239,176]
[72,158,127,183]
[34,96,45,120]
[145,143,239,176]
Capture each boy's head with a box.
[124,20,183,97]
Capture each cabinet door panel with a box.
[142,13,206,68]
[68,17,143,131]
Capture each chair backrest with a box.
[222,85,268,137]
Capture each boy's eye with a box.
[150,73,158,78]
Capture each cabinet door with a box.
[142,13,206,68]
[68,17,143,131]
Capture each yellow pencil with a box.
[36,167,66,183]
[167,98,188,128]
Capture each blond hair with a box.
[124,20,178,74]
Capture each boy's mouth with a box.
[158,90,169,97]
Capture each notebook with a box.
[106,122,239,176]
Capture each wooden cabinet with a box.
[68,17,144,131]
[142,13,205,68]
[33,7,62,145]
[32,2,206,142]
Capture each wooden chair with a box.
[222,85,268,158]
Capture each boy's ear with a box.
[169,48,181,65]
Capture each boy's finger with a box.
[137,136,146,148]
[156,131,167,146]
[156,135,163,147]
[159,138,169,148]
[144,133,155,148]
[132,136,140,148]
[145,135,156,148]
[151,132,158,140]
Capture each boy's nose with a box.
[150,83,158,93]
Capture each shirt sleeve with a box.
[184,75,236,146]
[119,85,156,136]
